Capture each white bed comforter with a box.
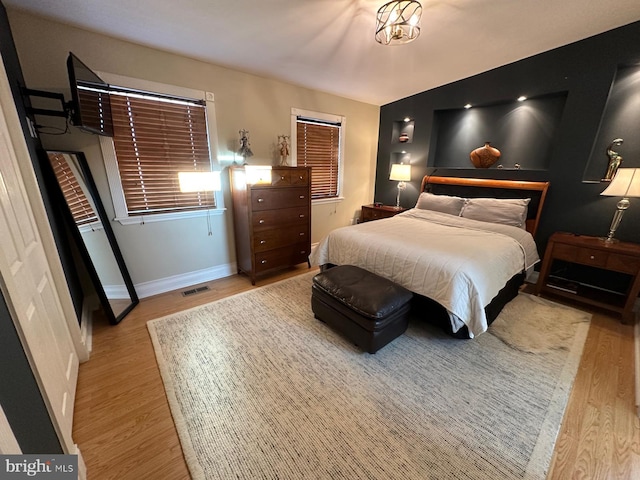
[309,209,540,337]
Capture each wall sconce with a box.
[600,168,640,242]
[375,1,422,46]
[389,163,411,208]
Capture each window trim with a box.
[98,72,225,225]
[290,108,345,204]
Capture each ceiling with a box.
[6,0,640,106]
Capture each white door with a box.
[0,62,79,452]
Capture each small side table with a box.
[361,204,406,223]
[535,232,640,323]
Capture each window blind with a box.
[48,152,98,227]
[110,90,215,215]
[296,117,340,199]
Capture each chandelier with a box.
[375,1,422,45]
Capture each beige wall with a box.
[7,9,380,291]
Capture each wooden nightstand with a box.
[361,204,406,223]
[535,232,640,323]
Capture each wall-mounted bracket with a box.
[21,87,70,118]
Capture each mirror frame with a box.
[46,150,138,324]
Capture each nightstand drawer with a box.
[606,254,640,275]
[552,243,577,262]
[576,248,608,268]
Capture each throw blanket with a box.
[309,209,540,337]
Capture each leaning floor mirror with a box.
[46,150,138,324]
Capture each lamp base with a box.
[598,236,620,244]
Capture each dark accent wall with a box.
[376,21,640,257]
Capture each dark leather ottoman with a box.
[311,265,413,353]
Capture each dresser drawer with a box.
[254,242,310,273]
[575,248,608,268]
[288,169,309,186]
[251,187,309,211]
[252,206,309,230]
[253,225,309,252]
[271,169,291,186]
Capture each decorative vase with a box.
[470,142,501,168]
[398,132,410,143]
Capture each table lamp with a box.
[600,168,640,242]
[389,163,411,208]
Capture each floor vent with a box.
[181,286,210,297]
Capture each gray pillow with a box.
[414,192,466,216]
[460,198,531,228]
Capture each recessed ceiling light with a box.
[464,104,472,109]
[517,96,527,102]
[404,117,411,122]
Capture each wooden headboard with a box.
[420,176,550,236]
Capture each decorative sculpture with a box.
[278,135,290,166]
[602,138,623,181]
[470,142,501,168]
[238,129,254,163]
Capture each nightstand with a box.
[535,232,640,323]
[361,204,406,223]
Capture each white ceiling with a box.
[6,0,640,106]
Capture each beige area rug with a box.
[147,272,591,480]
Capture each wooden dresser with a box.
[229,166,311,284]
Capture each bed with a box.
[309,176,550,338]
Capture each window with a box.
[291,108,345,201]
[99,74,222,225]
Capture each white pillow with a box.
[460,197,531,228]
[415,192,466,216]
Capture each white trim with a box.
[312,196,345,205]
[134,263,236,298]
[290,107,346,199]
[0,404,21,454]
[113,207,226,226]
[96,73,224,225]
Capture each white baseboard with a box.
[133,263,236,298]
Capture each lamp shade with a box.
[601,168,640,197]
[389,163,411,181]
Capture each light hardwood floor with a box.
[72,267,640,479]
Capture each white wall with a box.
[8,9,380,293]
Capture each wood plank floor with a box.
[72,267,640,479]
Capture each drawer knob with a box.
[300,251,306,254]
[299,214,305,218]
[260,240,266,244]
[299,195,305,199]
[590,255,595,260]
[299,176,303,179]
[299,232,305,236]
[281,176,285,180]
[257,198,264,203]
[261,260,267,264]
[259,219,265,224]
